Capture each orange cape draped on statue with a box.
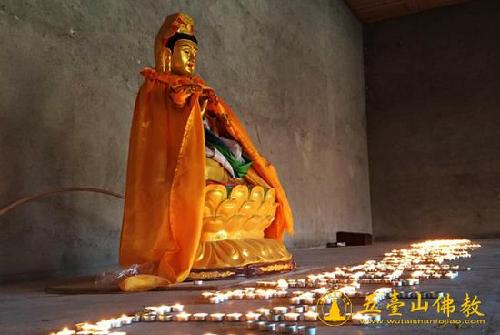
[119,68,293,283]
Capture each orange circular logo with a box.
[317,290,352,326]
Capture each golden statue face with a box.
[171,39,197,77]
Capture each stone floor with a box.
[1,240,499,335]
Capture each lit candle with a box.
[202,291,213,299]
[276,279,288,289]
[293,305,305,313]
[304,311,318,321]
[118,315,134,325]
[75,324,88,332]
[208,313,225,321]
[284,312,300,321]
[255,290,268,299]
[351,312,370,325]
[225,313,243,321]
[273,306,288,314]
[96,320,114,329]
[175,312,191,321]
[245,311,261,321]
[192,313,208,321]
[132,313,142,322]
[232,291,244,300]
[56,329,76,335]
[256,308,270,316]
[302,295,315,305]
[145,306,158,314]
[172,303,185,312]
[157,305,172,314]
[245,292,256,299]
[209,296,221,304]
[305,305,317,312]
[266,314,282,322]
[256,281,267,287]
[276,290,288,298]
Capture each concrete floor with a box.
[1,240,499,335]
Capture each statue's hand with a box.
[169,84,203,107]
[200,86,218,105]
[169,84,217,108]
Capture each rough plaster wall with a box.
[0,0,369,281]
[365,0,500,240]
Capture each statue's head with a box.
[155,13,198,77]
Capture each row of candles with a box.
[141,305,319,322]
[49,239,480,334]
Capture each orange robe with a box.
[120,68,293,283]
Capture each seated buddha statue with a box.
[119,13,294,288]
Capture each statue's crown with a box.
[154,13,196,72]
[156,12,195,49]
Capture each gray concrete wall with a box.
[0,0,369,281]
[365,0,500,240]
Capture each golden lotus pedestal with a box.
[188,184,294,280]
